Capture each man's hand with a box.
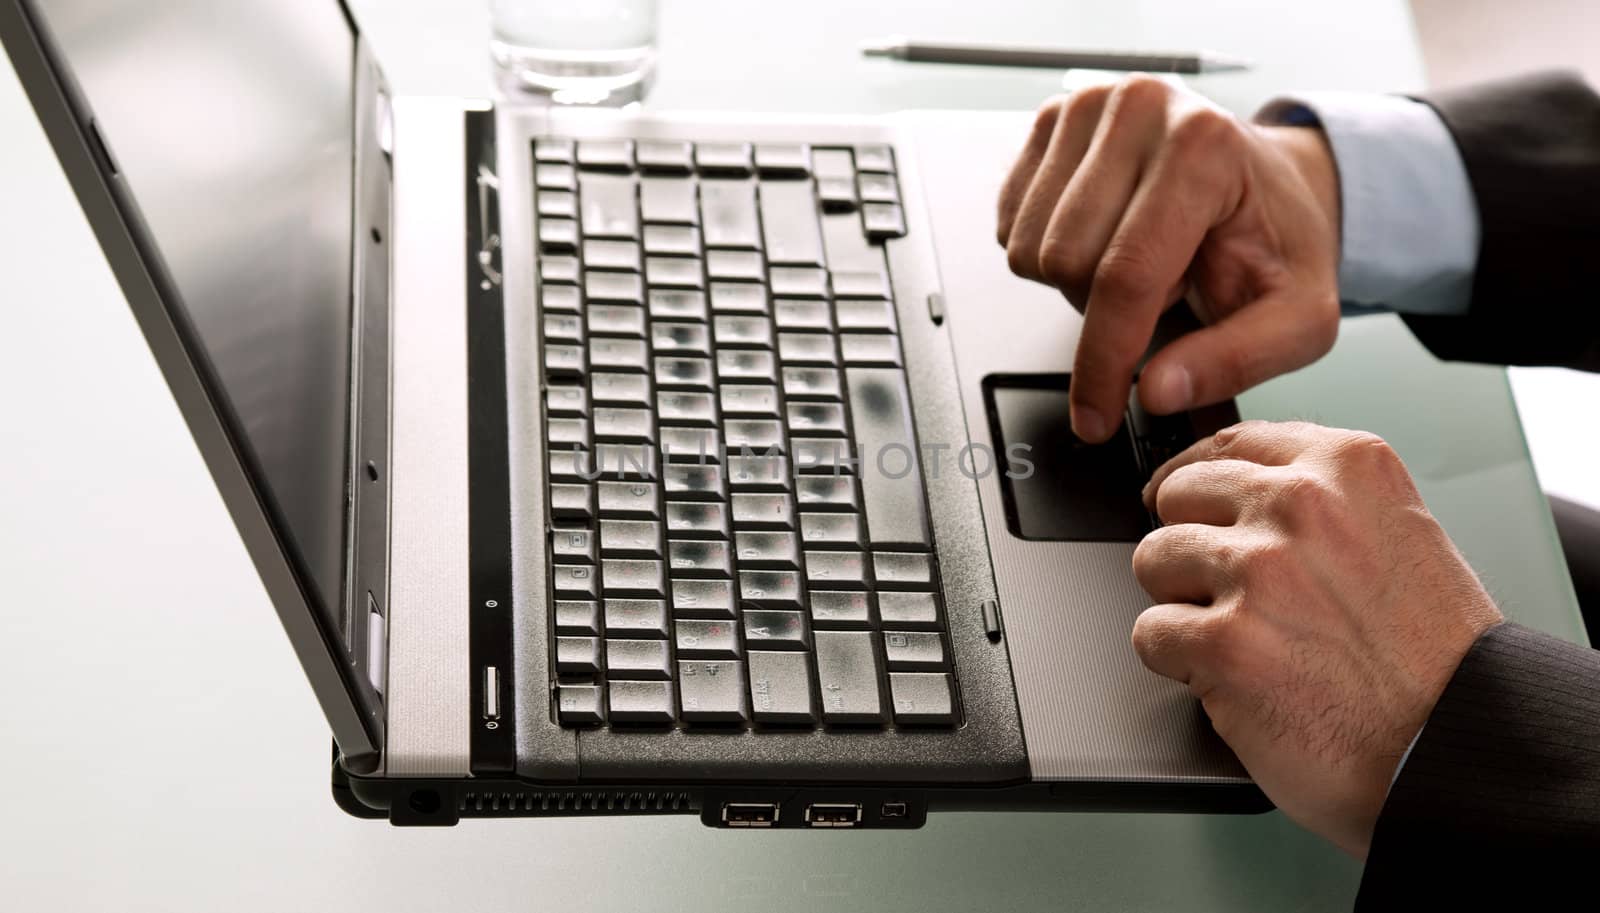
[996,77,1343,442]
[1132,420,1503,857]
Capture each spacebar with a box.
[845,367,932,549]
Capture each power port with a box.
[722,802,779,827]
[804,803,862,827]
[880,801,908,819]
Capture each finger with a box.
[1131,523,1232,604]
[1005,88,1111,283]
[1131,602,1218,685]
[1036,81,1169,305]
[997,96,1066,247]
[1150,458,1271,524]
[1141,420,1320,504]
[1137,289,1339,415]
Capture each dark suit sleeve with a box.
[1401,71,1600,371]
[1356,623,1600,907]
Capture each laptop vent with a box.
[458,789,698,816]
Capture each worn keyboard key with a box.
[643,224,703,256]
[576,139,634,170]
[538,189,578,219]
[706,250,766,282]
[734,531,801,569]
[652,321,711,356]
[605,599,669,638]
[884,631,946,670]
[556,635,601,677]
[675,620,739,659]
[666,501,729,539]
[714,315,776,349]
[637,140,693,172]
[754,144,811,175]
[586,270,645,305]
[792,437,855,474]
[536,162,577,191]
[655,357,714,392]
[602,558,666,597]
[668,539,732,577]
[591,371,651,406]
[578,173,639,239]
[597,480,660,518]
[640,176,700,224]
[873,552,935,588]
[748,651,817,723]
[557,684,605,724]
[695,142,754,174]
[588,303,647,336]
[809,591,871,629]
[716,348,777,381]
[594,443,658,480]
[645,256,705,289]
[814,630,885,723]
[544,312,583,344]
[839,333,902,366]
[664,463,726,500]
[720,383,780,417]
[584,239,642,272]
[544,344,584,377]
[593,407,654,442]
[700,179,762,248]
[656,390,716,425]
[678,659,748,722]
[778,332,839,365]
[738,569,803,609]
[550,483,596,522]
[835,298,897,333]
[535,138,576,163]
[856,172,900,203]
[606,638,671,679]
[889,672,955,724]
[805,550,867,588]
[547,446,595,483]
[759,180,825,265]
[555,599,601,635]
[649,288,708,321]
[552,527,597,564]
[854,144,895,173]
[787,402,848,436]
[547,383,589,417]
[846,368,931,549]
[709,281,769,313]
[727,455,790,490]
[671,577,736,618]
[599,519,663,558]
[818,176,858,212]
[724,419,785,454]
[661,426,722,463]
[862,202,907,240]
[732,492,795,529]
[800,513,863,548]
[743,610,809,649]
[769,266,830,298]
[608,680,676,723]
[541,284,582,313]
[539,217,579,251]
[782,364,845,400]
[796,477,858,509]
[774,298,833,330]
[877,592,942,629]
[540,255,580,284]
[831,269,892,299]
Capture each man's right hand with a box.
[996,76,1344,443]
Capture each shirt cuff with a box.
[1255,92,1480,316]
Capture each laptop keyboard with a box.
[533,137,957,730]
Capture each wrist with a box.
[1260,124,1341,255]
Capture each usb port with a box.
[880,801,908,819]
[803,803,862,827]
[722,803,779,827]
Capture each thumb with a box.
[1138,292,1338,413]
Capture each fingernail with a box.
[1150,365,1194,413]
[1072,405,1107,442]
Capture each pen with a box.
[860,37,1252,74]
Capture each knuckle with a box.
[1092,239,1162,301]
[1037,234,1090,290]
[1031,94,1068,135]
[1168,105,1239,154]
[1006,240,1039,280]
[1109,73,1172,113]
[1062,84,1112,123]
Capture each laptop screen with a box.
[30,0,358,621]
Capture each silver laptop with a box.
[1,0,1260,827]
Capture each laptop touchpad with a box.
[985,378,1152,542]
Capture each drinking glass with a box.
[490,0,660,104]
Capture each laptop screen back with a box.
[28,0,358,622]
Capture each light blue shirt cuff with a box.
[1256,92,1480,316]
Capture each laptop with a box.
[0,0,1263,826]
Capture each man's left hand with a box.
[1132,420,1503,857]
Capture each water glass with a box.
[490,0,660,104]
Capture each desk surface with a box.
[0,1,1582,910]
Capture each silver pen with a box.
[860,36,1252,74]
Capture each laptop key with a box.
[555,600,601,635]
[608,680,676,724]
[602,559,665,598]
[678,660,749,722]
[778,332,839,365]
[606,639,672,680]
[884,631,946,670]
[584,239,642,272]
[805,550,867,588]
[649,289,709,321]
[585,271,645,305]
[652,321,711,356]
[710,281,768,313]
[591,371,651,406]
[667,539,733,578]
[645,256,705,289]
[535,138,576,163]
[544,312,584,344]
[818,176,858,212]
[594,443,658,481]
[835,298,898,333]
[541,284,582,313]
[536,162,576,191]
[593,407,655,443]
[854,144,896,173]
[599,519,663,558]
[544,344,584,377]
[675,620,740,659]
[576,139,634,170]
[862,202,908,240]
[795,476,858,509]
[540,255,580,283]
[640,177,700,225]
[728,456,791,490]
[655,357,714,392]
[734,531,801,569]
[732,493,795,530]
[590,337,650,372]
[539,218,579,251]
[555,635,601,677]
[873,552,935,589]
[550,484,595,522]
[809,591,871,629]
[738,570,803,610]
[845,368,931,549]
[800,513,863,548]
[839,332,902,366]
[759,181,825,266]
[748,651,818,723]
[661,427,722,464]
[791,438,854,474]
[877,592,942,630]
[663,464,726,500]
[700,179,761,248]
[787,402,848,436]
[754,143,811,175]
[719,382,779,416]
[695,142,754,174]
[578,173,639,239]
[604,599,669,638]
[814,630,885,723]
[636,140,693,172]
[782,366,843,400]
[724,420,785,454]
[714,316,776,349]
[889,672,955,725]
[743,610,809,650]
[548,417,588,449]
[643,225,703,256]
[656,391,716,426]
[769,266,830,298]
[856,172,900,204]
[551,527,597,564]
[717,348,778,381]
[557,684,605,724]
[589,303,647,337]
[537,189,577,219]
[671,578,736,618]
[665,502,729,539]
[546,383,589,417]
[706,250,766,281]
[597,481,660,518]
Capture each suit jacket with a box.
[1357,72,1600,906]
